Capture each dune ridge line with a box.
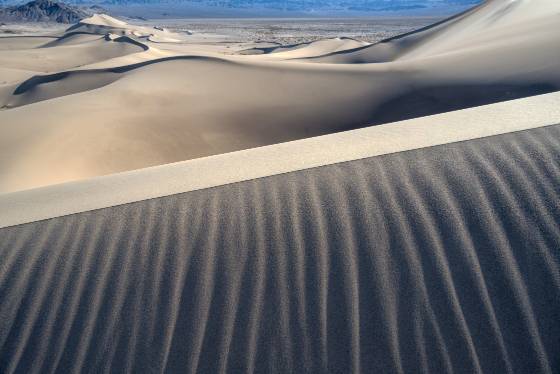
[0,90,559,229]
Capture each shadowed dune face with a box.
[1,125,559,373]
[0,0,559,192]
[0,36,58,50]
[240,37,371,59]
[40,32,108,47]
[0,35,145,73]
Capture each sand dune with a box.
[0,2,559,373]
[0,121,559,373]
[307,0,559,63]
[81,13,128,28]
[241,37,370,58]
[40,32,107,47]
[2,91,559,228]
[0,0,559,192]
[0,36,57,50]
[0,35,145,72]
[68,14,185,41]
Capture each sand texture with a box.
[1,91,559,228]
[0,1,559,372]
[1,124,559,373]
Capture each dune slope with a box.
[0,3,559,373]
[1,123,559,373]
[0,0,559,191]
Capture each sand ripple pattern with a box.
[1,125,560,373]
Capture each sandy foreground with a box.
[0,0,558,193]
[0,1,560,373]
[1,95,560,373]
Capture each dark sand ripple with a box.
[1,125,560,373]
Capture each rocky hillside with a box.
[0,0,88,23]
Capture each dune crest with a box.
[241,37,370,58]
[80,13,128,28]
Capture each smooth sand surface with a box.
[0,123,559,373]
[1,90,559,228]
[241,37,371,59]
[0,0,559,193]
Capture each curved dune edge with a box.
[240,37,371,58]
[0,91,559,229]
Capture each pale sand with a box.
[241,37,371,59]
[0,0,558,194]
[1,91,559,229]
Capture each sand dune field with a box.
[0,0,559,193]
[1,1,560,373]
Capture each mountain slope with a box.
[0,0,87,23]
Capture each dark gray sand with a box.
[1,124,559,373]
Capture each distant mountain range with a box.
[0,0,481,25]
[0,0,481,23]
[98,0,480,11]
[0,0,481,12]
[0,0,108,22]
[0,0,87,22]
